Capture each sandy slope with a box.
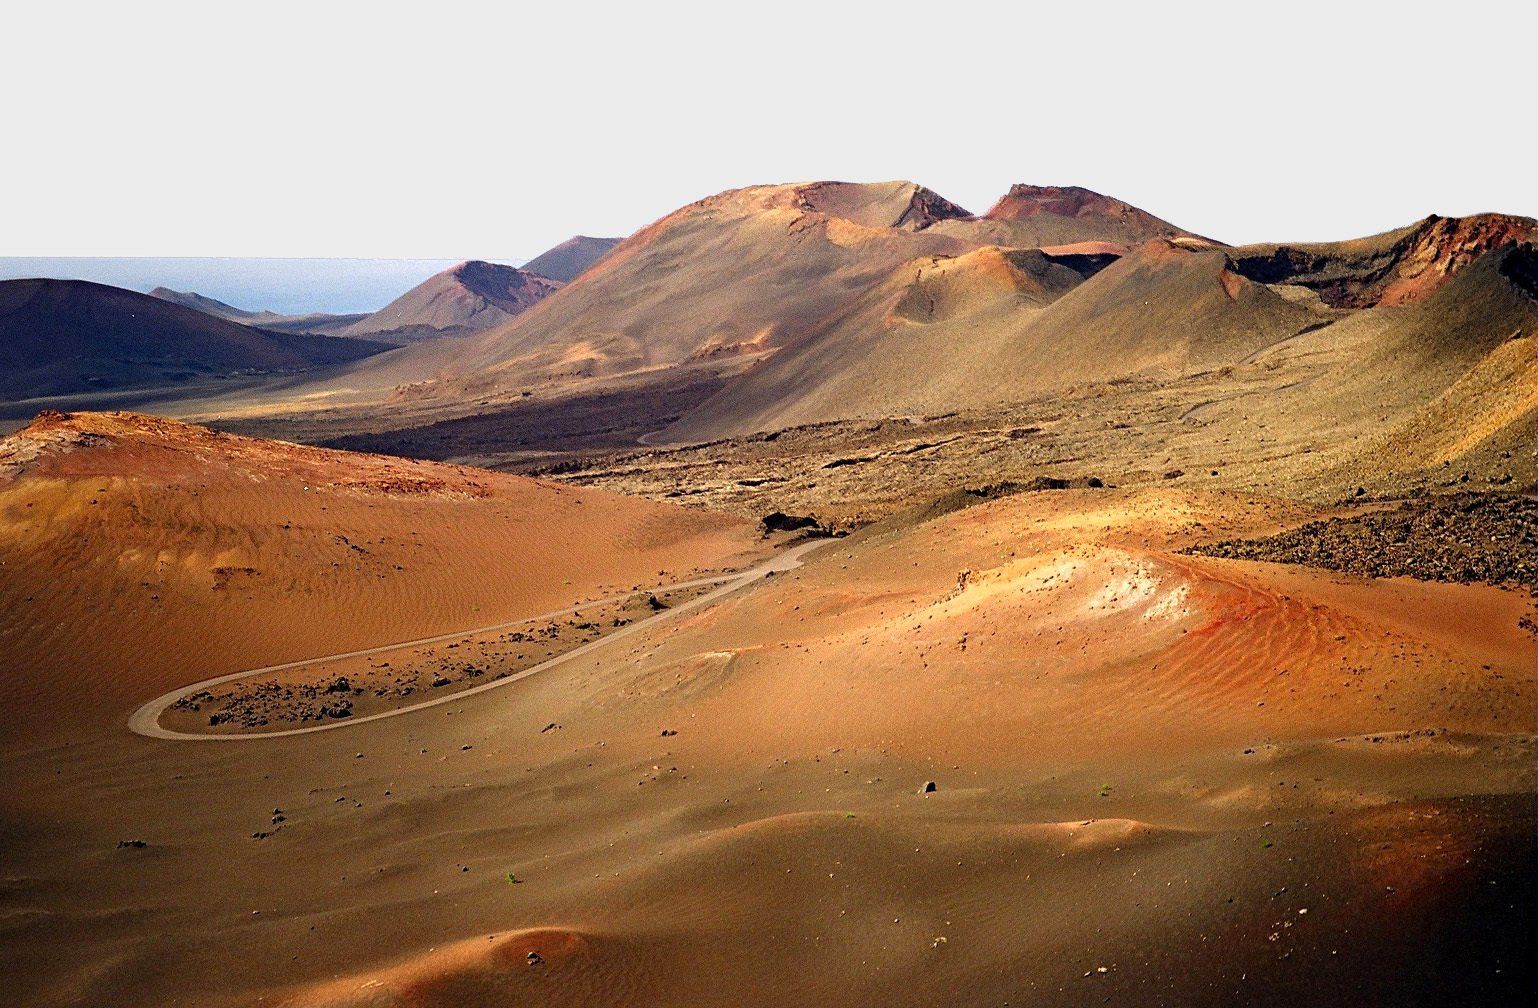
[1190,242,1538,494]
[131,538,827,740]
[0,411,763,746]
[667,239,1326,440]
[0,483,1530,1007]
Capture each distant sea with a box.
[0,257,526,316]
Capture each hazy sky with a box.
[6,2,1533,260]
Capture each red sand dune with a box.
[0,411,762,745]
[1,474,1530,1006]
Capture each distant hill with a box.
[929,183,1212,250]
[148,286,284,324]
[522,236,621,283]
[389,182,986,397]
[159,182,1534,481]
[341,260,562,343]
[0,278,388,402]
[149,287,369,338]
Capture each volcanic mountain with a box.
[1227,212,1535,307]
[377,182,1012,399]
[167,181,1200,421]
[664,238,1318,440]
[1226,237,1538,487]
[931,183,1210,250]
[341,260,563,342]
[0,278,388,405]
[148,286,286,324]
[126,184,1532,492]
[149,287,369,337]
[659,211,1537,441]
[522,235,622,283]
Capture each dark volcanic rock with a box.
[1186,493,1537,593]
[760,512,831,537]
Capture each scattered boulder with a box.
[760,511,830,536]
[1019,475,1109,492]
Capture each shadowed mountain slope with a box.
[0,279,388,401]
[522,236,622,283]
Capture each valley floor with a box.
[1,485,1532,1006]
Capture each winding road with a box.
[128,538,831,742]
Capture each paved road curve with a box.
[128,538,831,742]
